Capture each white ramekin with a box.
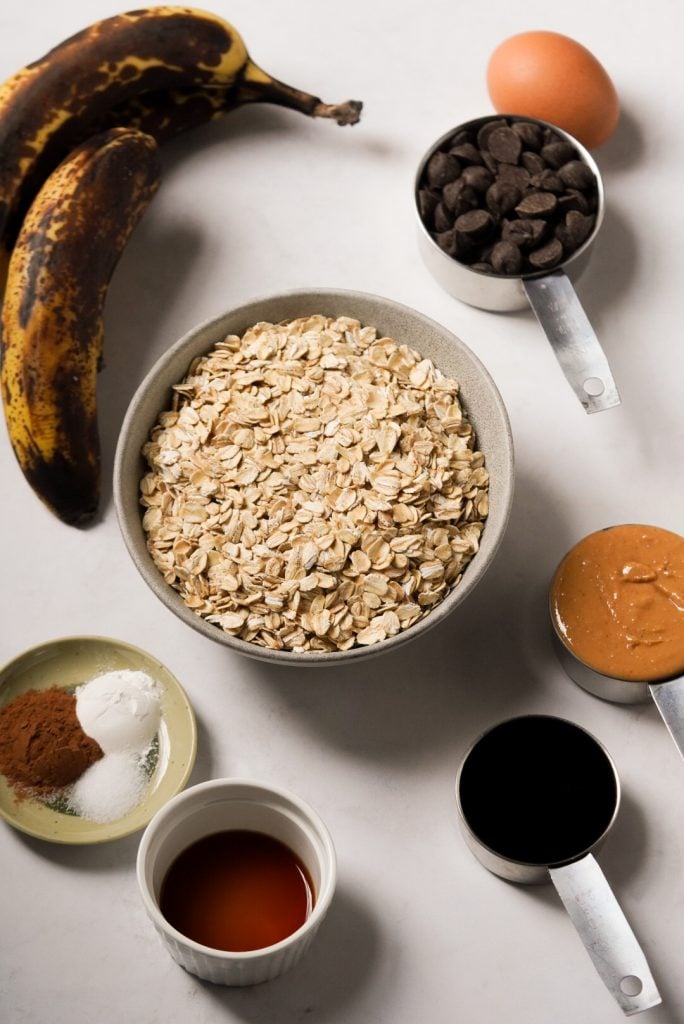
[136,778,337,985]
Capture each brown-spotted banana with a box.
[0,127,161,525]
[0,6,362,283]
[101,72,363,143]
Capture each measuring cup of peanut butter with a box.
[550,524,684,758]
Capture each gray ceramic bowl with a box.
[114,289,514,665]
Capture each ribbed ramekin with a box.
[136,778,336,986]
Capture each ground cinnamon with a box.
[0,687,103,796]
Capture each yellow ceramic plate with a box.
[0,636,197,844]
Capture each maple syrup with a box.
[159,829,314,951]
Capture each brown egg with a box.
[487,31,620,149]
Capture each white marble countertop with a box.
[2,2,684,1022]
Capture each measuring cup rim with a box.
[455,713,621,870]
[414,113,605,284]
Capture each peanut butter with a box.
[550,524,684,682]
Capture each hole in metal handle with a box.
[619,975,643,997]
[583,377,606,397]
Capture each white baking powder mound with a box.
[76,670,161,755]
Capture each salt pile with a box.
[71,669,162,823]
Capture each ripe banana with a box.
[101,77,362,144]
[0,6,362,281]
[1,128,161,525]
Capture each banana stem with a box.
[311,99,363,126]
[238,62,362,126]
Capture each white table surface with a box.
[2,1,684,1022]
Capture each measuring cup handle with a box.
[523,272,620,414]
[649,677,684,760]
[549,853,660,1015]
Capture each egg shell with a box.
[487,31,620,149]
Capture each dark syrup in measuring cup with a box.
[459,716,618,864]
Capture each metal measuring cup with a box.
[550,528,684,760]
[414,115,620,414]
[455,715,660,1015]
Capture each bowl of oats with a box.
[114,289,514,664]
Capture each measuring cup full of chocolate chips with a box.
[415,114,619,415]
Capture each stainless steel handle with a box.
[649,676,684,760]
[523,272,621,414]
[549,854,660,1015]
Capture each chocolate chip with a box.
[497,164,531,190]
[512,121,544,151]
[485,180,521,219]
[515,191,558,218]
[555,224,572,252]
[449,143,483,166]
[528,238,564,269]
[450,129,472,147]
[557,189,590,215]
[434,228,474,261]
[541,141,576,168]
[461,165,494,193]
[502,218,547,249]
[529,170,564,194]
[564,210,595,246]
[521,151,545,175]
[476,118,508,151]
[490,240,523,274]
[433,202,455,232]
[417,188,440,224]
[481,151,499,175]
[426,151,461,187]
[558,160,596,190]
[442,178,479,215]
[487,126,522,164]
[454,209,494,240]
